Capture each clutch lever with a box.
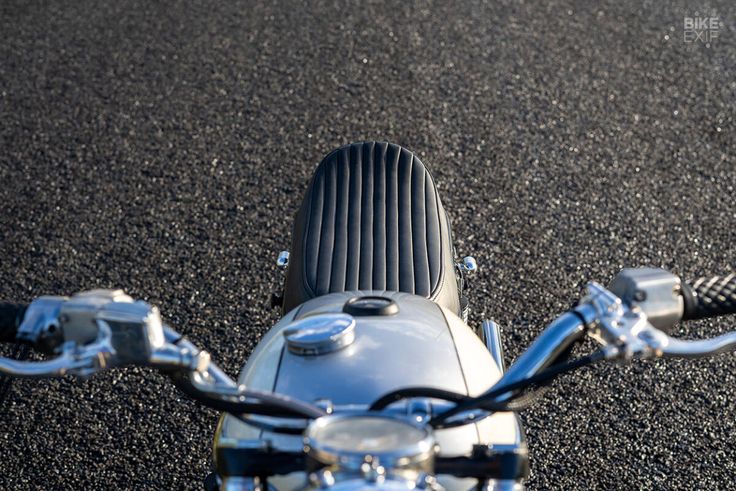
[0,335,112,378]
[0,290,210,379]
[0,290,324,420]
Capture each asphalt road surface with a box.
[1,1,735,489]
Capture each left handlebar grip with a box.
[0,302,28,343]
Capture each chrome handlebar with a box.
[493,274,736,393]
[0,289,329,422]
[1,269,735,422]
[2,269,735,490]
[440,271,736,427]
[492,311,586,394]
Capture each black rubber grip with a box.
[0,302,27,343]
[682,275,736,320]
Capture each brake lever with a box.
[649,332,736,359]
[582,282,736,361]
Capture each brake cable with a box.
[368,350,605,426]
[428,350,607,427]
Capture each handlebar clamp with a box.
[580,282,668,361]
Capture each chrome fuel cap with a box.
[283,313,356,356]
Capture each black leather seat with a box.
[282,141,460,314]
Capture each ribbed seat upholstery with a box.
[282,141,460,314]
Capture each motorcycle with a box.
[1,141,735,491]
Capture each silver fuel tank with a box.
[215,291,522,489]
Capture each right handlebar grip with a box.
[0,302,27,343]
[682,275,736,321]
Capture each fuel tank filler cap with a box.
[282,313,356,356]
[343,296,399,316]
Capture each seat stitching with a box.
[300,169,318,297]
[294,141,455,310]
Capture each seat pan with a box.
[282,141,460,314]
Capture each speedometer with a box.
[304,414,436,470]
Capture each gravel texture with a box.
[1,0,735,489]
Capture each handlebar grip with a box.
[0,302,27,343]
[682,275,736,321]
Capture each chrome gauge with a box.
[304,414,436,470]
